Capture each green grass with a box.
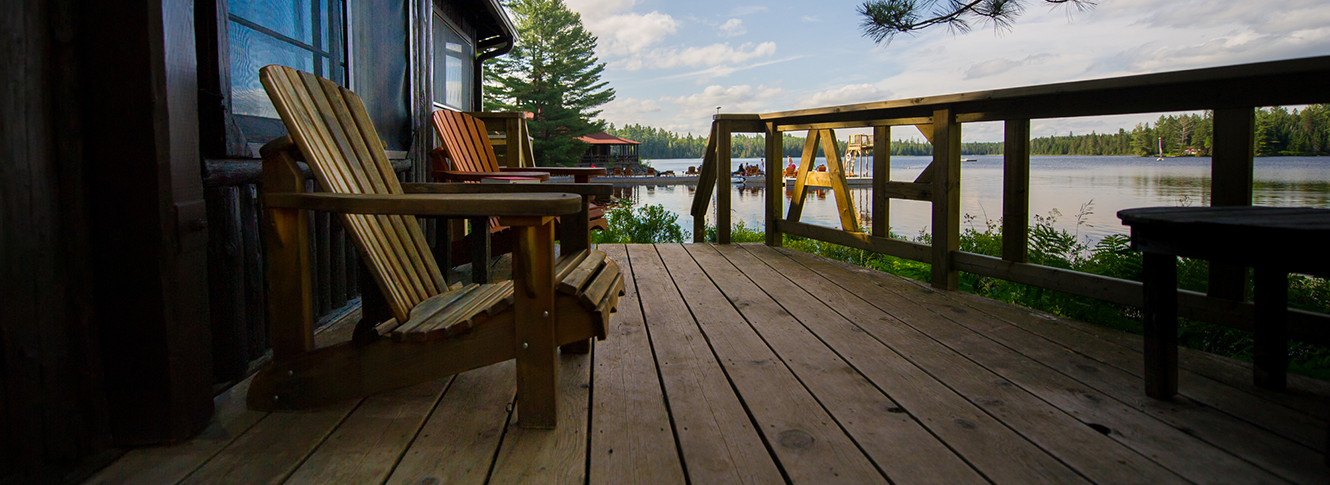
[602,199,1330,380]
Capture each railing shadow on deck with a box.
[691,55,1330,348]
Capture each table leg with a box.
[1253,266,1288,390]
[469,216,491,284]
[1142,251,1178,398]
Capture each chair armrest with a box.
[465,111,532,120]
[264,192,582,217]
[434,170,551,182]
[403,182,612,197]
[498,167,607,177]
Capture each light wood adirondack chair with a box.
[249,65,623,428]
[431,110,608,282]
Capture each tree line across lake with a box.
[609,105,1330,160]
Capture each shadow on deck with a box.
[87,244,1328,484]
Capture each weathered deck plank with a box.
[487,353,592,484]
[761,245,1278,484]
[83,243,1329,485]
[284,380,446,485]
[626,244,783,484]
[738,244,1095,484]
[83,378,266,485]
[661,243,887,484]
[589,244,686,484]
[383,362,513,485]
[695,243,987,485]
[770,245,1324,483]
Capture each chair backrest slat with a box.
[433,110,504,173]
[261,65,445,322]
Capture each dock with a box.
[86,244,1328,484]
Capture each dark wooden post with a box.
[1253,267,1288,390]
[930,109,962,290]
[1003,119,1031,263]
[766,122,783,246]
[1142,251,1179,398]
[1208,107,1255,301]
[81,0,215,445]
[717,119,733,244]
[872,126,890,238]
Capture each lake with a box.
[613,155,1330,244]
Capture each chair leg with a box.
[560,339,591,354]
[512,221,557,428]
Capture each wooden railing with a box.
[693,55,1330,347]
[202,154,412,383]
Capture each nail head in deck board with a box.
[590,245,686,484]
[285,380,448,484]
[737,245,1092,484]
[626,244,783,484]
[758,247,1261,484]
[384,361,515,485]
[179,399,358,484]
[699,244,986,485]
[781,248,1326,483]
[659,244,889,484]
[488,353,592,483]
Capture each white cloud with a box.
[589,12,680,56]
[963,54,1056,80]
[598,97,663,126]
[728,6,767,16]
[610,42,777,71]
[801,15,820,22]
[661,84,786,132]
[797,84,894,107]
[719,18,746,37]
[564,0,679,56]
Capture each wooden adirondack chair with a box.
[431,110,608,283]
[249,65,623,428]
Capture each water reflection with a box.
[615,155,1330,243]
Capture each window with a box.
[228,0,346,139]
[432,10,472,111]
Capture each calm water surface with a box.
[619,155,1330,243]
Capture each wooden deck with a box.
[87,244,1329,484]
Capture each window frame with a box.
[200,0,352,158]
[430,6,474,113]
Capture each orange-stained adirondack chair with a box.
[431,110,608,282]
[249,65,623,428]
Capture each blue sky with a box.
[560,0,1330,142]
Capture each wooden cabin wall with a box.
[1,0,113,481]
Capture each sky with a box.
[558,0,1330,142]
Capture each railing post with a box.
[1003,119,1030,263]
[1209,107,1255,301]
[717,119,732,244]
[872,125,889,238]
[766,122,783,246]
[691,123,719,243]
[930,108,961,290]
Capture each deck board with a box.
[588,244,686,484]
[85,243,1330,485]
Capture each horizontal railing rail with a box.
[692,55,1330,347]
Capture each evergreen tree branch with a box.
[859,0,1094,45]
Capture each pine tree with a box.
[484,0,615,166]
